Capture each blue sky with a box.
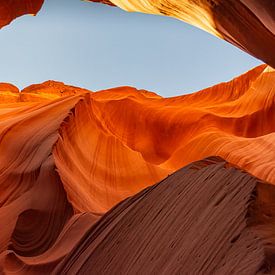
[0,0,261,97]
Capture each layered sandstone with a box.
[54,157,275,274]
[0,62,275,275]
[0,65,274,217]
[2,157,275,273]
[1,1,275,274]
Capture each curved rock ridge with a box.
[89,0,275,68]
[0,0,43,29]
[53,64,275,214]
[54,157,275,274]
[0,81,89,103]
[0,93,83,254]
[0,64,275,216]
[0,88,100,273]
[0,65,275,273]
[89,0,115,6]
[2,157,275,273]
[1,1,275,67]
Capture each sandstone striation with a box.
[0,52,274,275]
[54,157,275,274]
[0,65,274,218]
[1,1,275,274]
[2,157,275,273]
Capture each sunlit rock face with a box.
[53,157,275,274]
[0,64,274,215]
[88,0,275,68]
[0,0,43,29]
[1,67,275,272]
[55,64,275,213]
[1,1,275,274]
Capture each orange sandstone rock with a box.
[0,0,44,29]
[0,65,275,273]
[0,65,274,215]
[54,157,275,274]
[2,157,275,273]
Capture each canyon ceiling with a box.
[0,0,275,274]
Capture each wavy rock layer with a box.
[54,64,275,214]
[0,65,275,272]
[55,157,275,274]
[3,157,275,274]
[0,64,275,216]
[0,87,99,273]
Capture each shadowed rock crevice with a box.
[53,157,275,274]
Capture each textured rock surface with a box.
[0,65,274,217]
[1,1,275,274]
[2,157,275,274]
[0,89,100,273]
[0,0,43,29]
[54,65,275,215]
[54,157,275,274]
[0,65,275,273]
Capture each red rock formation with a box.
[0,0,44,29]
[53,65,275,214]
[89,0,115,6]
[1,2,275,274]
[0,83,19,102]
[0,88,100,272]
[0,65,275,217]
[2,157,275,273]
[0,66,274,273]
[54,157,275,274]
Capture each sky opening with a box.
[0,0,261,97]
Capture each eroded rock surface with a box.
[3,157,275,274]
[0,0,43,29]
[55,157,275,274]
[0,66,275,273]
